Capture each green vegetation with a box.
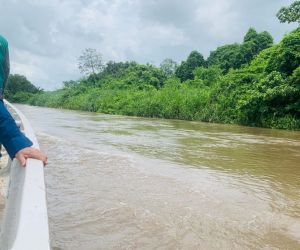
[6,2,300,130]
[277,1,300,24]
[5,74,42,103]
[207,28,273,72]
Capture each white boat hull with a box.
[0,101,50,250]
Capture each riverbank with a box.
[10,27,300,130]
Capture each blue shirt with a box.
[0,100,32,159]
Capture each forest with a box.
[7,1,300,129]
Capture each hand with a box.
[15,147,48,167]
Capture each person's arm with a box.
[0,100,32,159]
[0,100,48,166]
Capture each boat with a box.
[0,101,50,250]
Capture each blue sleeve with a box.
[0,100,32,159]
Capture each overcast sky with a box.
[0,0,297,90]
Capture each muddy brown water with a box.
[16,104,300,250]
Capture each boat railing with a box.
[0,101,50,250]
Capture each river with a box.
[17,104,300,250]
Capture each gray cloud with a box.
[0,0,297,89]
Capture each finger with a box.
[19,155,27,167]
[42,156,48,166]
[41,154,48,164]
[18,147,48,166]
[27,149,48,165]
[30,149,46,161]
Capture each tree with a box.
[78,48,104,76]
[257,31,274,50]
[207,44,242,72]
[277,1,300,24]
[241,29,273,64]
[101,61,133,78]
[208,28,273,72]
[175,61,188,81]
[194,66,222,86]
[5,74,41,102]
[121,64,166,89]
[243,28,273,52]
[237,71,299,126]
[266,28,300,75]
[160,58,177,78]
[243,27,258,42]
[186,50,205,69]
[63,80,78,89]
[175,51,205,81]
[6,74,40,95]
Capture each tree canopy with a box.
[207,28,273,72]
[175,51,205,81]
[160,58,177,78]
[277,1,300,24]
[5,74,42,103]
[78,48,104,75]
